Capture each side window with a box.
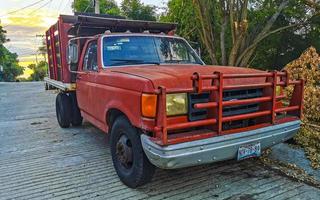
[83,41,98,71]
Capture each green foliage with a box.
[160,0,210,62]
[72,0,157,21]
[103,0,121,16]
[73,0,121,16]
[121,0,156,21]
[0,45,24,82]
[28,61,48,81]
[248,0,320,70]
[0,25,23,82]
[163,0,320,69]
[0,25,7,44]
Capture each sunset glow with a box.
[0,0,164,78]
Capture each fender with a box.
[104,99,142,133]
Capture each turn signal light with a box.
[276,86,282,96]
[141,94,157,118]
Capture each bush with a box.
[28,61,48,81]
[285,47,320,169]
[285,47,320,123]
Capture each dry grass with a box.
[294,125,320,169]
[284,47,320,169]
[285,46,320,122]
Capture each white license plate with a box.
[237,143,261,160]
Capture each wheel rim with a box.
[116,134,133,169]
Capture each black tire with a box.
[110,116,155,188]
[69,92,83,126]
[56,93,71,128]
[45,83,49,90]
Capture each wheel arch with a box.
[106,108,130,133]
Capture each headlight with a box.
[166,93,188,116]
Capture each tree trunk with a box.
[228,0,249,66]
[234,0,289,66]
[194,0,218,64]
[220,0,228,65]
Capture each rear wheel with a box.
[110,116,155,188]
[69,92,83,126]
[56,92,71,128]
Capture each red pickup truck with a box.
[45,13,304,188]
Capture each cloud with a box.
[1,7,59,62]
[4,25,43,60]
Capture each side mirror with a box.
[67,43,78,64]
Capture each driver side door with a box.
[76,40,98,117]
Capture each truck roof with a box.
[62,13,177,37]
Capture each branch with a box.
[229,0,235,44]
[240,0,248,21]
[193,0,218,64]
[303,0,320,11]
[236,21,309,66]
[220,0,228,65]
[256,0,289,39]
[234,0,290,66]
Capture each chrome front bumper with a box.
[141,120,301,169]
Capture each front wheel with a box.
[110,116,155,188]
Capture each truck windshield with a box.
[102,36,203,67]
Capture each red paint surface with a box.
[46,18,304,146]
[46,16,72,83]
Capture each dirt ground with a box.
[0,82,320,200]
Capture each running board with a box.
[44,77,76,91]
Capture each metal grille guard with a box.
[152,71,304,146]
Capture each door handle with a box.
[76,75,82,80]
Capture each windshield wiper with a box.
[165,60,189,64]
[111,59,160,66]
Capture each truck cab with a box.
[45,13,304,188]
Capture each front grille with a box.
[188,93,210,121]
[222,88,262,117]
[188,88,263,129]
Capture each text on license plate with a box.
[237,143,261,160]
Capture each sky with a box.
[0,0,168,70]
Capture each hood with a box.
[110,64,265,90]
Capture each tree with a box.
[38,39,47,61]
[163,0,319,68]
[0,25,7,45]
[73,0,121,16]
[28,61,48,81]
[121,0,156,21]
[195,0,319,67]
[72,0,157,20]
[0,25,23,82]
[0,46,23,81]
[73,0,157,21]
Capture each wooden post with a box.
[94,0,100,14]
